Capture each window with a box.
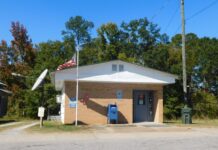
[112,64,117,71]
[119,64,124,72]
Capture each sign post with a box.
[38,107,45,128]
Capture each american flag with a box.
[56,54,76,71]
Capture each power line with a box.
[150,0,172,21]
[173,0,218,35]
[174,24,182,35]
[186,0,218,21]
[163,4,180,33]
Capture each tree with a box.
[79,39,99,65]
[62,16,94,46]
[0,40,9,67]
[144,44,170,72]
[192,91,218,118]
[197,37,218,95]
[121,18,163,65]
[0,40,14,92]
[10,21,35,67]
[24,40,74,118]
[97,23,122,60]
[34,41,74,72]
[0,22,37,117]
[169,33,200,107]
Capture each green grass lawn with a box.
[27,121,89,133]
[165,119,218,127]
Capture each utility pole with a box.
[181,0,192,124]
[181,0,187,103]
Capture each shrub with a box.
[192,91,218,119]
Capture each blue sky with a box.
[0,0,218,44]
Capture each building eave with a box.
[53,60,178,91]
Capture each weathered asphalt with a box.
[0,123,218,150]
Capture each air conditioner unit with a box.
[56,95,62,104]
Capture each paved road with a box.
[0,123,218,150]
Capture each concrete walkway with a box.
[0,122,38,135]
[133,121,168,127]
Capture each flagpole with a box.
[75,46,79,126]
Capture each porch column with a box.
[154,89,163,123]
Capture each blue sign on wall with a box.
[70,97,76,101]
[69,97,77,108]
[116,90,123,100]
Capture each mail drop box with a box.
[107,104,118,124]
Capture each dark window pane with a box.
[112,64,117,71]
[119,64,124,72]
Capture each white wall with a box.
[60,83,65,123]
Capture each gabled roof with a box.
[54,60,178,91]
